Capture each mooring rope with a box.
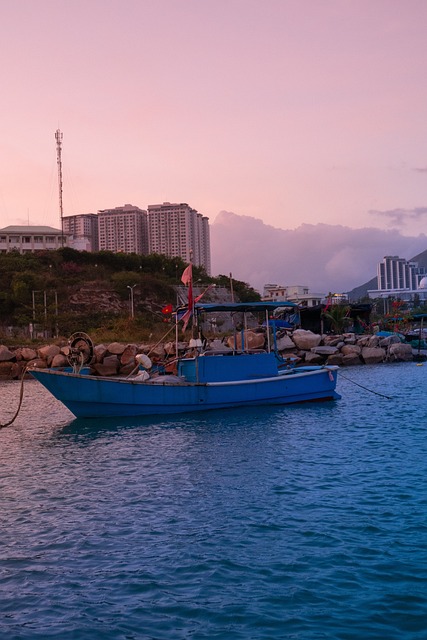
[338,371,393,399]
[0,364,31,429]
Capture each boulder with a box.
[10,362,27,379]
[38,344,61,365]
[343,333,357,344]
[326,353,344,365]
[93,361,119,376]
[94,344,108,363]
[0,345,15,362]
[361,346,386,364]
[0,361,14,377]
[102,355,119,370]
[367,335,380,348]
[304,351,325,364]
[226,331,265,350]
[27,358,48,369]
[323,335,344,347]
[311,346,338,355]
[119,363,137,376]
[19,347,38,361]
[388,342,413,362]
[51,354,69,368]
[276,334,295,351]
[120,344,138,365]
[379,335,401,347]
[341,344,361,356]
[342,353,362,366]
[164,341,176,355]
[106,341,126,355]
[292,330,322,350]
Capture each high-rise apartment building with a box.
[98,204,148,254]
[368,255,427,301]
[147,202,211,274]
[63,213,99,251]
[377,255,420,291]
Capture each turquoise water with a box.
[1,362,426,639]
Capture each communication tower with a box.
[55,129,64,246]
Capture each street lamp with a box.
[127,284,137,318]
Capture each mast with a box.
[55,129,64,246]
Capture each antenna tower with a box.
[55,129,64,246]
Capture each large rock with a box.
[304,351,325,364]
[342,353,362,366]
[51,354,69,368]
[323,335,344,347]
[292,330,322,350]
[121,344,138,365]
[327,353,344,365]
[27,358,48,369]
[226,331,265,350]
[367,335,380,348]
[276,335,295,351]
[38,344,61,365]
[341,344,361,356]
[0,361,14,377]
[18,347,38,361]
[0,345,15,362]
[106,342,126,355]
[311,346,338,355]
[93,361,119,376]
[361,347,386,364]
[388,343,413,362]
[94,344,108,363]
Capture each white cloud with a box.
[211,211,427,293]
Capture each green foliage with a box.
[0,250,259,341]
[322,305,352,333]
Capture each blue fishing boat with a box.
[30,301,340,418]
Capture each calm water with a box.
[0,363,426,639]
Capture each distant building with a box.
[63,213,99,251]
[0,226,68,253]
[147,202,211,274]
[262,284,324,307]
[98,204,148,254]
[368,255,427,301]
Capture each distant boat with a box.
[30,302,340,418]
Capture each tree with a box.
[322,305,352,334]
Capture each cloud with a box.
[211,211,427,294]
[369,207,427,227]
[414,167,427,173]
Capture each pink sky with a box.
[1,0,427,240]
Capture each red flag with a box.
[181,264,193,332]
[161,303,173,315]
[181,264,192,286]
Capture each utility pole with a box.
[55,129,64,246]
[127,284,137,318]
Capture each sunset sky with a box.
[1,0,427,289]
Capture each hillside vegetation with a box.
[0,248,260,343]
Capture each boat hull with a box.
[30,367,340,418]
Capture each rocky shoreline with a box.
[0,328,416,381]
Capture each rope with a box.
[338,371,392,399]
[0,363,30,429]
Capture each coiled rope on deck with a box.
[0,364,31,429]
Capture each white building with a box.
[63,213,99,251]
[0,226,68,253]
[147,202,211,274]
[368,255,427,301]
[262,284,325,307]
[98,204,148,254]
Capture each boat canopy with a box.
[192,301,298,314]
